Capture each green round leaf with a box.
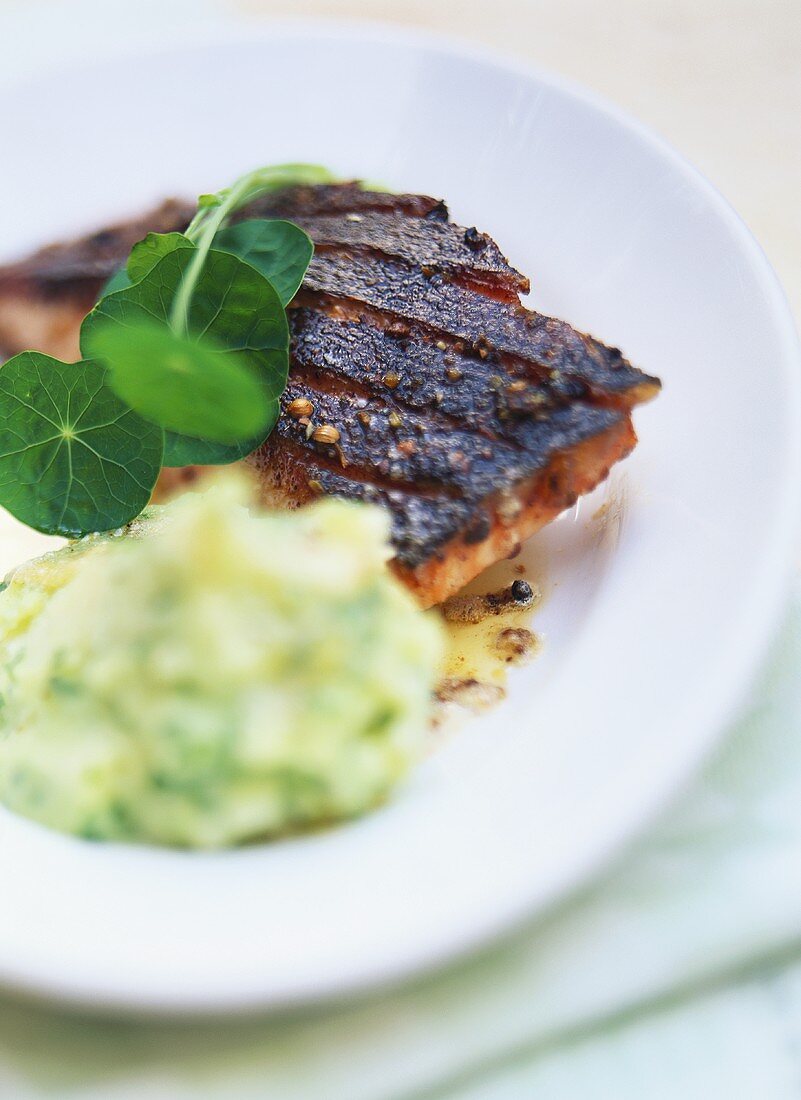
[0,353,164,537]
[213,219,313,306]
[127,232,194,283]
[87,320,273,444]
[161,348,288,466]
[81,247,289,467]
[102,266,132,297]
[162,420,277,468]
[102,233,195,298]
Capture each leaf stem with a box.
[168,163,335,337]
[169,198,232,337]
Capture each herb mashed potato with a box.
[0,477,442,847]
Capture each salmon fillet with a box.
[0,184,660,607]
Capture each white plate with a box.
[0,24,799,1014]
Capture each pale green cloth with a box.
[0,595,797,1099]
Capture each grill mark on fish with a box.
[258,432,459,502]
[293,292,655,412]
[299,250,660,406]
[312,244,522,304]
[289,307,590,444]
[250,441,478,566]
[290,212,528,295]
[274,379,620,502]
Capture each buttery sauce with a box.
[439,603,540,682]
[433,569,541,718]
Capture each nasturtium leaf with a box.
[81,247,289,466]
[213,220,313,306]
[0,352,163,537]
[101,233,194,298]
[161,424,271,468]
[127,232,194,283]
[102,267,131,296]
[87,320,272,444]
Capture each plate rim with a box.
[0,19,800,1015]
